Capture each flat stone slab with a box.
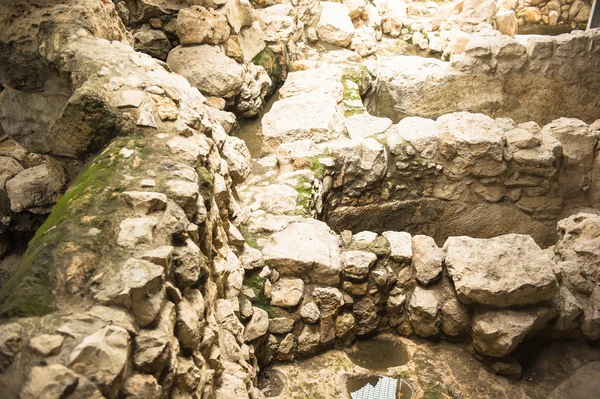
[444,234,558,307]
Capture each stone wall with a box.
[260,63,600,247]
[515,0,592,29]
[236,213,600,377]
[366,29,600,125]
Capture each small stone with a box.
[245,307,269,341]
[268,317,295,334]
[300,302,320,324]
[29,334,64,357]
[117,90,144,108]
[312,287,344,317]
[270,278,304,308]
[122,191,168,215]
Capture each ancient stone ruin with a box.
[0,0,599,398]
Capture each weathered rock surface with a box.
[412,235,443,285]
[445,234,558,307]
[409,286,441,337]
[6,163,66,213]
[270,278,304,308]
[261,93,346,154]
[317,2,355,47]
[177,6,230,45]
[167,45,244,98]
[69,326,130,398]
[472,307,555,357]
[262,219,342,284]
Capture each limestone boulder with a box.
[262,92,346,154]
[437,112,506,178]
[344,113,393,141]
[134,303,176,374]
[167,45,244,98]
[0,156,22,191]
[28,334,64,357]
[245,306,269,341]
[322,138,387,197]
[412,235,443,285]
[268,317,295,334]
[256,5,298,43]
[177,6,230,45]
[353,296,379,336]
[342,250,377,280]
[279,67,344,102]
[445,234,558,307]
[234,63,271,119]
[6,163,66,214]
[457,0,496,28]
[221,135,252,184]
[122,374,162,399]
[300,302,321,324]
[21,364,104,399]
[382,231,412,264]
[544,118,596,197]
[270,278,304,308]
[69,326,130,398]
[409,286,441,337]
[472,307,555,357]
[262,219,342,285]
[239,22,266,63]
[495,8,517,37]
[317,2,355,47]
[223,0,253,34]
[94,258,164,327]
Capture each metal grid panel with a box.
[350,376,398,399]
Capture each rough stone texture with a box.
[472,307,555,357]
[261,219,342,285]
[261,93,346,154]
[6,163,66,213]
[245,306,269,341]
[256,5,297,43]
[0,156,23,190]
[167,45,244,98]
[342,250,377,280]
[69,326,130,398]
[270,278,304,308]
[412,235,443,285]
[445,234,558,307]
[312,287,344,317]
[316,2,355,47]
[409,286,441,337]
[176,6,230,45]
[382,231,412,263]
[21,364,104,399]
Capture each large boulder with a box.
[444,234,558,307]
[472,307,555,357]
[6,163,66,214]
[261,92,346,154]
[167,45,244,98]
[176,6,230,45]
[316,2,355,47]
[261,219,342,285]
